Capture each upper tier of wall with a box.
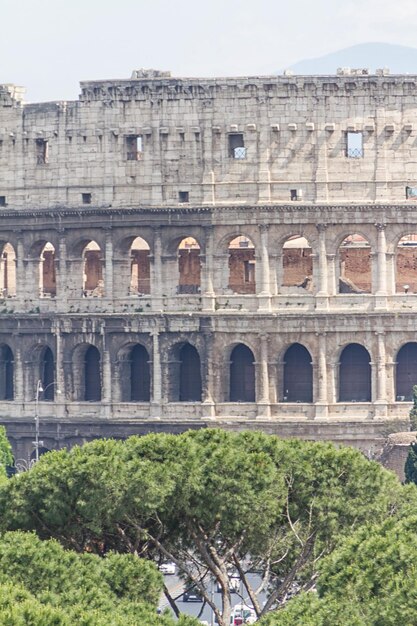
[2,72,417,209]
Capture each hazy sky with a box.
[2,0,417,102]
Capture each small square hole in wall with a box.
[290,189,298,201]
[0,196,6,207]
[82,193,92,204]
[346,131,364,158]
[179,191,189,203]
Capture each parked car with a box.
[216,574,240,593]
[182,587,203,602]
[158,561,176,575]
[230,603,256,624]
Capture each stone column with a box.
[375,223,387,309]
[150,329,162,417]
[258,225,271,311]
[202,226,215,312]
[374,331,388,417]
[15,237,25,300]
[14,344,24,402]
[315,224,328,309]
[315,333,328,417]
[326,253,336,296]
[202,329,216,418]
[101,323,111,417]
[104,229,113,300]
[151,228,163,310]
[54,320,65,417]
[256,334,271,418]
[56,234,67,310]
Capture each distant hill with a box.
[282,43,417,75]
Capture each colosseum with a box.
[0,68,416,462]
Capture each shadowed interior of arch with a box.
[230,344,255,402]
[339,343,371,402]
[396,342,417,401]
[0,345,13,400]
[84,346,101,401]
[179,343,202,401]
[283,343,313,402]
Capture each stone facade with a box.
[1,70,417,463]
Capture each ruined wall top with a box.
[78,70,417,103]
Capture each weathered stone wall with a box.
[2,72,417,209]
[1,71,417,461]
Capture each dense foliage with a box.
[0,429,405,626]
[260,496,417,626]
[0,530,196,626]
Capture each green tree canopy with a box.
[0,430,408,626]
[260,495,417,626]
[0,530,196,626]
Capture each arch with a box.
[0,243,16,297]
[84,346,101,401]
[396,342,417,401]
[179,343,202,401]
[228,236,256,294]
[82,241,103,297]
[282,235,313,291]
[30,446,51,461]
[39,242,56,297]
[395,234,417,293]
[230,344,255,402]
[339,343,371,402]
[0,345,13,400]
[283,343,313,402]
[128,344,151,401]
[338,234,371,293]
[40,346,55,400]
[177,237,201,294]
[130,237,151,295]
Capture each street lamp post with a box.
[33,380,60,463]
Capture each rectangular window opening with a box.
[406,186,417,199]
[0,197,6,207]
[179,191,189,203]
[244,260,255,283]
[346,132,363,158]
[35,138,48,165]
[126,135,143,161]
[82,193,92,205]
[228,133,246,159]
[290,189,298,201]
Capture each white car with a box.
[231,603,256,624]
[158,561,176,575]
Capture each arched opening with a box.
[130,344,151,401]
[178,237,201,294]
[82,241,103,297]
[0,345,13,400]
[396,343,417,401]
[84,346,101,401]
[130,237,150,295]
[282,236,313,291]
[0,243,16,297]
[339,344,371,402]
[39,242,56,297]
[283,344,313,402]
[179,343,202,401]
[338,234,371,293]
[396,234,417,293]
[30,446,51,461]
[230,344,255,402]
[40,347,55,401]
[228,236,256,294]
